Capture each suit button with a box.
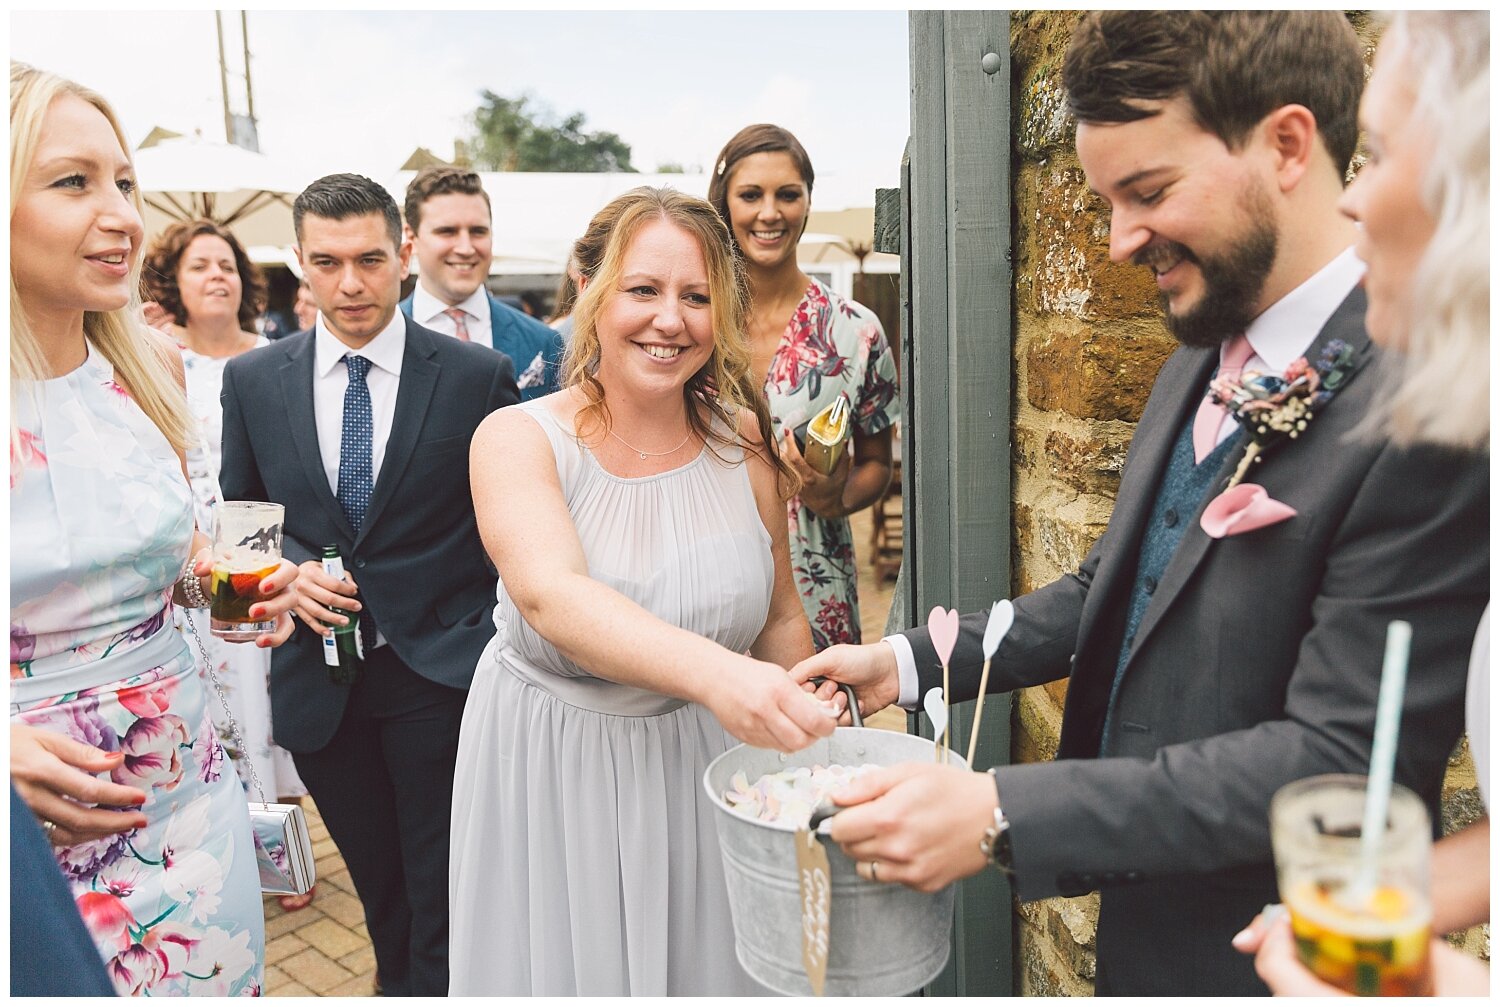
[1143,575,1158,594]
[355,558,367,569]
[1163,508,1179,528]
[1101,872,1117,885]
[1124,871,1144,884]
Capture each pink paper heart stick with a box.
[927,606,960,763]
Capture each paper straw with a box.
[1355,620,1412,897]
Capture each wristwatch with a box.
[980,767,1014,876]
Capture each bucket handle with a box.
[811,677,863,729]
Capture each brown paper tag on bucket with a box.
[795,827,832,996]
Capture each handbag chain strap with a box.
[182,608,271,806]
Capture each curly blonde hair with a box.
[562,186,795,494]
[10,62,193,455]
[1368,13,1489,451]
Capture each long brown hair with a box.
[562,186,796,494]
[707,123,816,246]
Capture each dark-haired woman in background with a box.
[708,124,899,650]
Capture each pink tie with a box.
[444,307,472,342]
[1193,334,1254,463]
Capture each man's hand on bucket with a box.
[791,642,901,723]
[826,763,998,892]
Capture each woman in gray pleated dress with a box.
[449,187,840,995]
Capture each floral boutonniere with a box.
[1210,340,1357,489]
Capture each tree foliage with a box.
[468,91,635,173]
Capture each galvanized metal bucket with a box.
[703,727,967,996]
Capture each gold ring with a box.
[868,860,880,883]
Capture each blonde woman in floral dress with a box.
[9,63,298,995]
[709,124,900,649]
[142,219,313,912]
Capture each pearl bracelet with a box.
[178,564,212,609]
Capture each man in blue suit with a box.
[399,166,564,399]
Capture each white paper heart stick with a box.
[923,687,949,756]
[967,600,1014,767]
[927,607,960,763]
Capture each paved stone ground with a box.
[266,507,899,996]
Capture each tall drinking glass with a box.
[1270,774,1433,996]
[210,501,284,641]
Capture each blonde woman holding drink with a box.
[1234,12,1489,995]
[9,63,298,995]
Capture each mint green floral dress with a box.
[764,279,900,650]
[10,341,264,996]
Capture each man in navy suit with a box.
[219,174,519,995]
[399,165,564,399]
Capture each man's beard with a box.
[1135,184,1279,349]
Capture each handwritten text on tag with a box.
[795,827,832,995]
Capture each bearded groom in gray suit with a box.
[794,12,1488,996]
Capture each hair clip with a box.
[716,158,727,177]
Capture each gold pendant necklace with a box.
[608,427,693,460]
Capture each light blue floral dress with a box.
[10,341,264,996]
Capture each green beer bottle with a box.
[319,545,364,685]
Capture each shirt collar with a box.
[314,310,407,379]
[412,281,490,328]
[1243,246,1365,373]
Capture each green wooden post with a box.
[895,9,1015,996]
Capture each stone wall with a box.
[1004,10,1484,995]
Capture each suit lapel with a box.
[281,336,358,541]
[357,316,438,547]
[1127,287,1374,662]
[1072,346,1217,657]
[486,293,507,352]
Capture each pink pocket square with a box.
[1200,483,1298,539]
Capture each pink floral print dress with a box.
[764,279,900,649]
[10,341,264,996]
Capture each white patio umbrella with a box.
[133,136,306,248]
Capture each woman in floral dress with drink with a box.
[709,124,900,650]
[142,219,314,912]
[9,63,298,995]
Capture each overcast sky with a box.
[11,10,911,210]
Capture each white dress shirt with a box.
[313,312,405,649]
[887,246,1366,708]
[412,282,491,346]
[313,311,406,497]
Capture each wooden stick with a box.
[942,662,951,764]
[966,657,994,767]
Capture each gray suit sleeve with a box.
[995,441,1486,902]
[905,537,1100,703]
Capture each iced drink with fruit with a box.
[1270,774,1434,996]
[209,501,284,641]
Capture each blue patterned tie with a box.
[336,354,374,533]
